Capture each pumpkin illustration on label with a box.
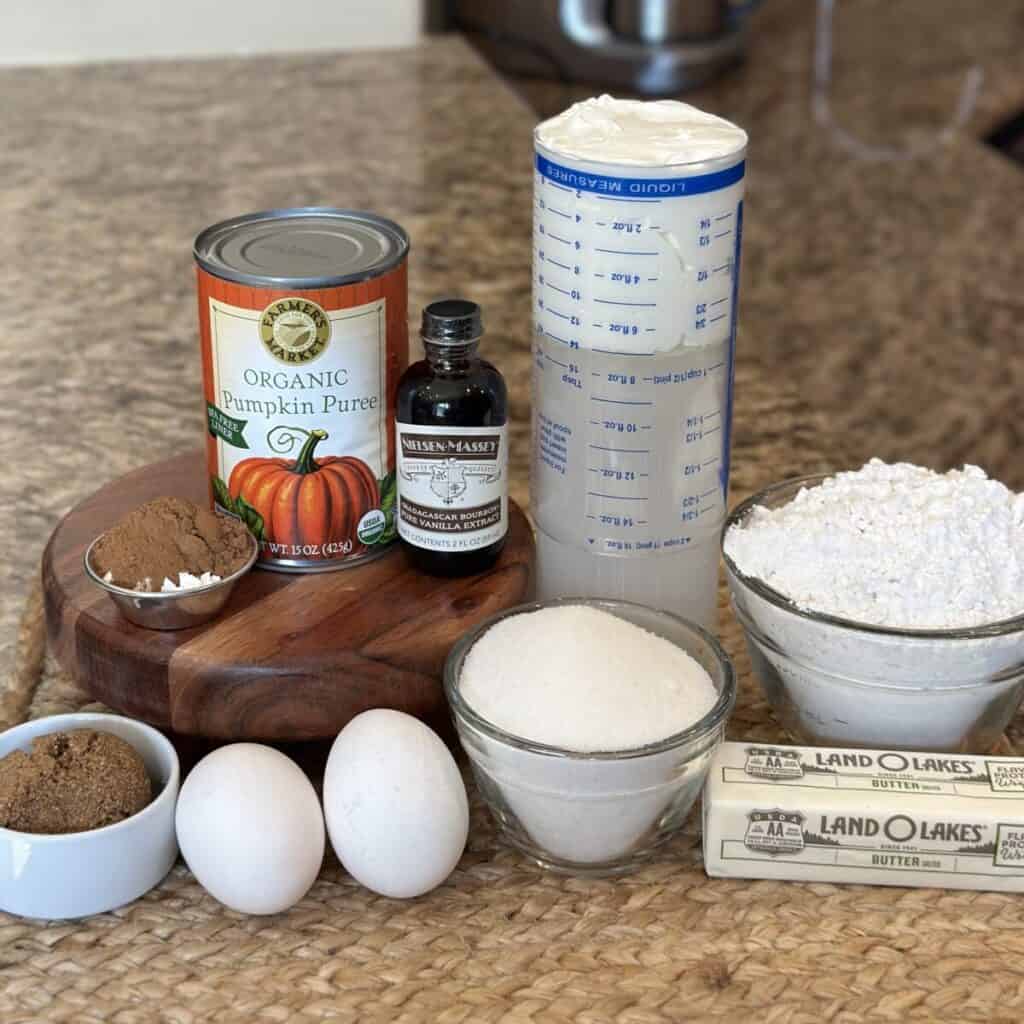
[227,426,380,559]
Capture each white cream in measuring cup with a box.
[531,95,748,628]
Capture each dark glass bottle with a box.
[395,299,508,577]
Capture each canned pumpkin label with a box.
[202,294,397,567]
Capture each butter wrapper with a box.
[703,742,1024,891]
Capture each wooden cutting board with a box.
[42,452,534,741]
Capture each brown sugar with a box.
[91,496,252,589]
[0,730,152,834]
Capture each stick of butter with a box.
[703,741,1024,891]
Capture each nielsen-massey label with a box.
[396,423,508,552]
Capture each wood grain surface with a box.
[42,452,535,741]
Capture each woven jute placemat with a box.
[4,377,1024,1023]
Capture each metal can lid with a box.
[193,207,409,289]
[421,298,483,344]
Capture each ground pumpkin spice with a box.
[0,730,152,834]
[91,496,251,589]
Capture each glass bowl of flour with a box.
[444,599,735,876]
[722,462,1024,753]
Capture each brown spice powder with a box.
[91,496,252,589]
[0,730,152,834]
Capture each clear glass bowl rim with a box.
[722,473,1024,642]
[443,597,736,761]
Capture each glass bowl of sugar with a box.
[444,598,735,876]
[722,466,1024,753]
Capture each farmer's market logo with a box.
[259,298,330,364]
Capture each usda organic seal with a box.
[357,509,387,546]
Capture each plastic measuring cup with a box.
[530,103,747,629]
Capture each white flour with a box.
[723,460,1024,751]
[460,604,717,750]
[725,459,1024,629]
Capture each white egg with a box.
[323,710,468,899]
[176,743,325,915]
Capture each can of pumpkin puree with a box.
[194,208,408,571]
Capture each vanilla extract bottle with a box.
[395,299,509,577]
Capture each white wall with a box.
[0,0,425,66]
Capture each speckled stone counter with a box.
[4,3,1024,688]
[3,8,1024,1020]
[0,38,538,690]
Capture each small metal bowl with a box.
[84,531,259,631]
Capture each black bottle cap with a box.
[421,298,483,344]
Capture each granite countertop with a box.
[2,2,1023,685]
[3,7,1024,1018]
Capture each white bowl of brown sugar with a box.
[0,713,180,920]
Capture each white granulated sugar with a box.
[725,459,1024,629]
[459,605,717,751]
